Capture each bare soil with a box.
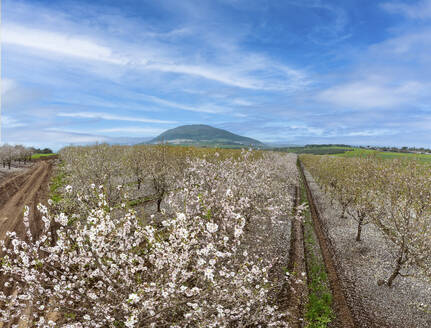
[0,160,53,246]
[0,161,54,327]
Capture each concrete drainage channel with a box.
[291,160,357,328]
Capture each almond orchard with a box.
[0,145,299,327]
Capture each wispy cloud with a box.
[381,0,431,19]
[2,0,431,148]
[3,24,125,64]
[345,129,396,137]
[96,127,165,135]
[2,79,17,95]
[140,95,226,114]
[57,112,177,124]
[3,21,309,91]
[316,80,426,109]
[3,116,26,128]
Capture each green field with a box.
[32,153,56,159]
[274,145,354,155]
[275,145,431,162]
[335,149,431,162]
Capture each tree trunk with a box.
[356,215,364,241]
[387,249,405,287]
[157,190,164,212]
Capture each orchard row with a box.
[0,145,35,169]
[1,145,300,327]
[300,155,431,286]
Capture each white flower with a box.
[206,222,218,234]
[125,315,137,328]
[65,185,73,193]
[127,293,141,304]
[197,258,206,267]
[234,226,243,238]
[204,268,214,281]
[55,213,68,226]
[177,213,186,221]
[23,205,30,217]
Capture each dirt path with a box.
[285,186,308,327]
[0,160,53,245]
[298,163,358,328]
[0,161,54,327]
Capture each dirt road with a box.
[0,161,54,328]
[0,161,53,244]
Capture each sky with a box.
[1,0,431,150]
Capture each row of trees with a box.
[0,144,35,169]
[1,145,300,327]
[300,155,431,286]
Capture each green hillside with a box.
[149,125,265,147]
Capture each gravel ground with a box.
[304,169,431,328]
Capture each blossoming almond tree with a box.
[372,160,431,286]
[0,150,299,327]
[301,154,431,286]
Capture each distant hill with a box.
[149,124,265,147]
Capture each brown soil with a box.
[0,161,54,327]
[0,160,54,246]
[299,163,359,328]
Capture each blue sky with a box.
[2,0,431,149]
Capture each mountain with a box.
[149,124,265,147]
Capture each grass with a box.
[32,153,56,159]
[49,165,66,203]
[275,146,354,155]
[335,149,431,162]
[299,167,335,328]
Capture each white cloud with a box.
[57,112,176,124]
[44,131,109,144]
[382,0,431,19]
[316,80,426,109]
[141,95,226,113]
[345,129,395,137]
[3,116,26,128]
[3,24,126,64]
[231,98,254,106]
[369,28,431,57]
[145,63,278,90]
[96,127,165,135]
[2,79,17,95]
[3,20,309,91]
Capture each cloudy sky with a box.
[2,0,431,149]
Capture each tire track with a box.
[0,161,54,327]
[0,161,53,243]
[298,162,357,328]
